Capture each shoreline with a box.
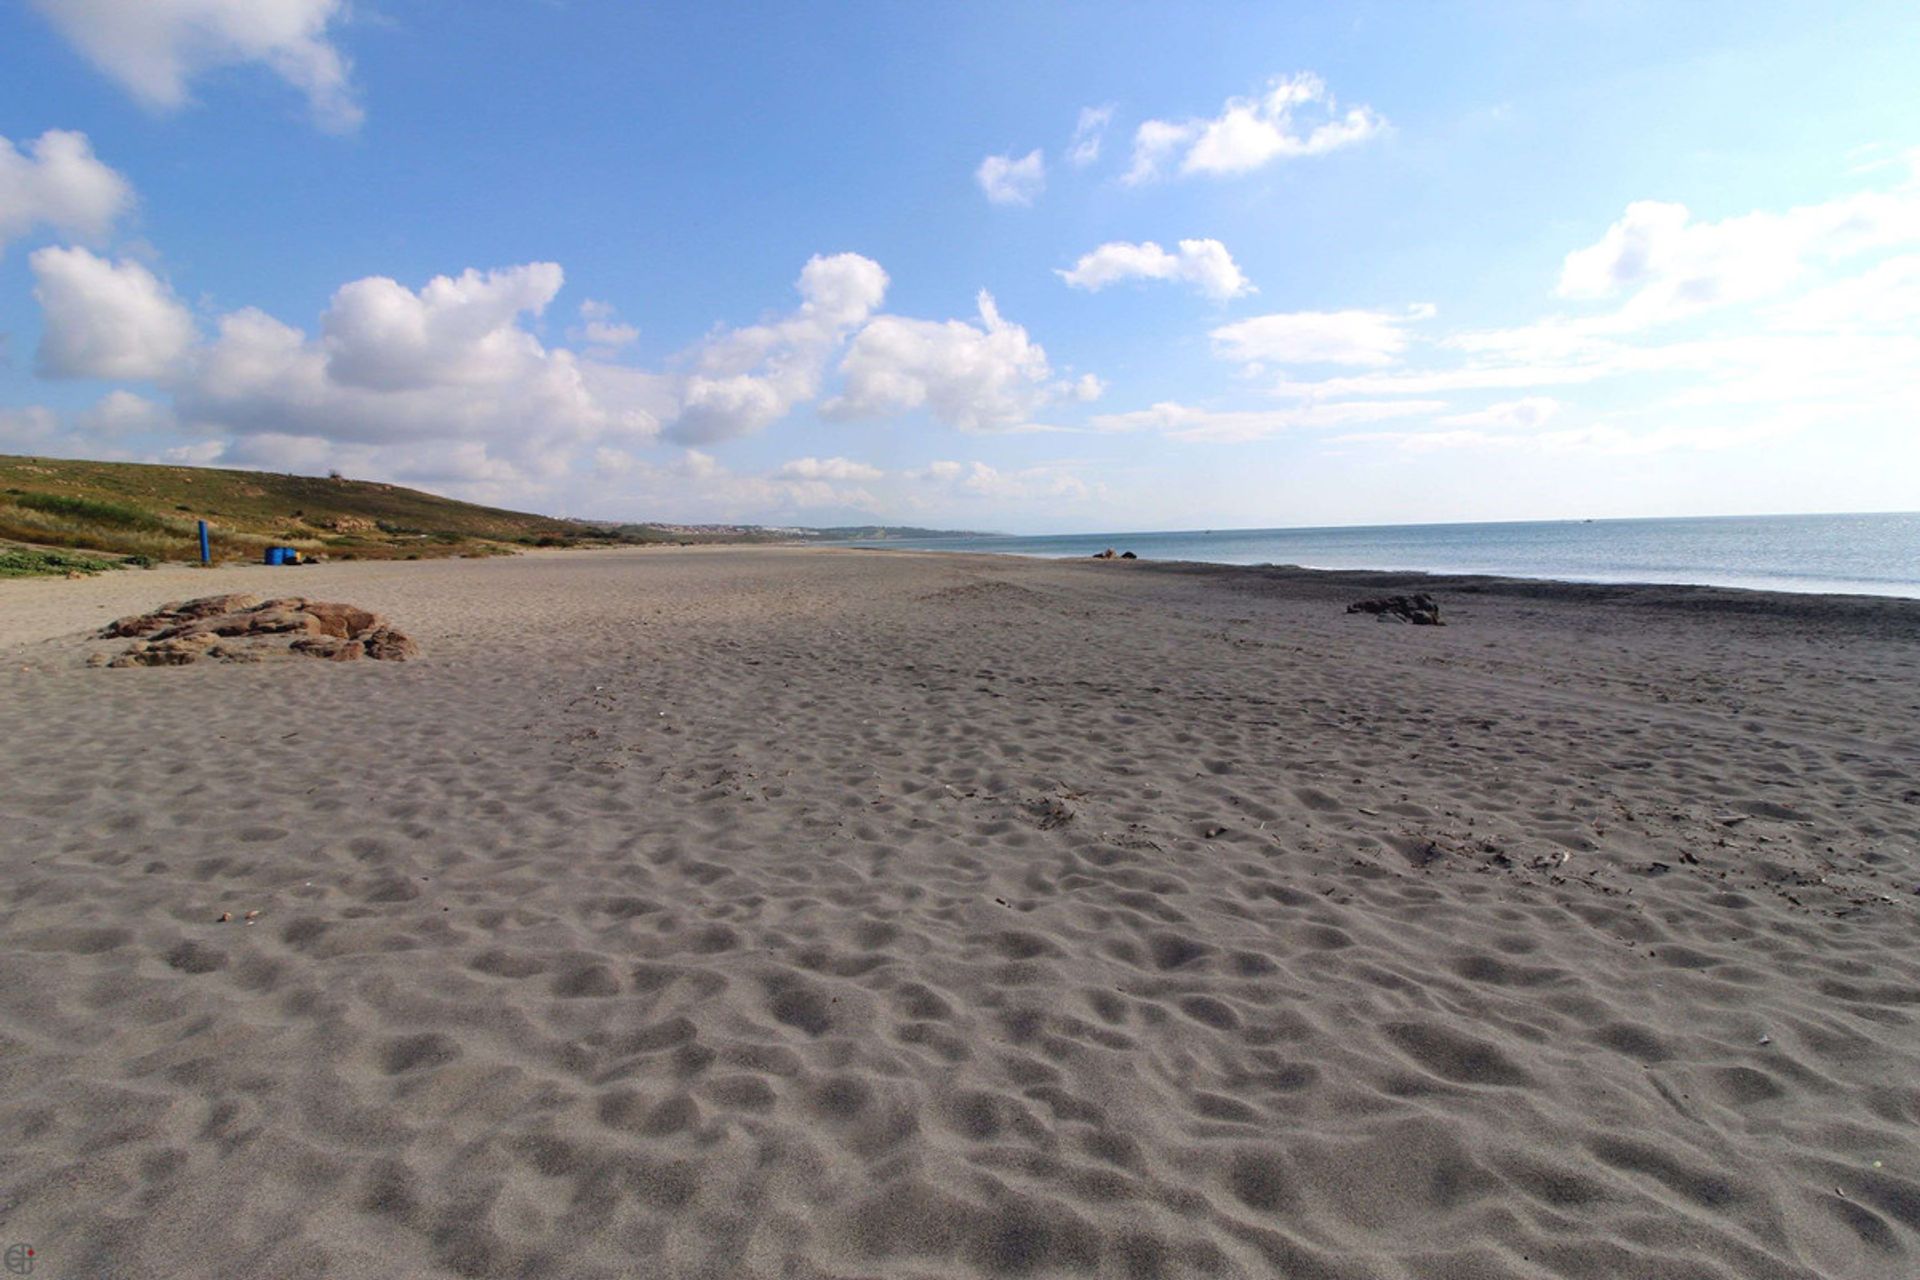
[7,541,1920,652]
[835,542,1920,603]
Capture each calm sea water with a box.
[845,512,1920,599]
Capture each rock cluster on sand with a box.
[1347,592,1444,625]
[96,593,419,666]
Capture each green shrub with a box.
[15,492,167,530]
[0,546,123,578]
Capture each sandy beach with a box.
[1,545,1917,1279]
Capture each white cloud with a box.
[1236,168,1920,472]
[1434,397,1561,430]
[581,450,887,522]
[1090,398,1444,443]
[141,262,672,496]
[774,456,883,482]
[0,394,174,458]
[908,458,1097,504]
[162,440,225,466]
[77,388,175,436]
[570,299,639,351]
[1558,181,1920,328]
[0,129,134,252]
[582,319,640,348]
[0,406,62,451]
[668,252,889,444]
[181,277,664,460]
[1339,420,1798,458]
[30,246,196,379]
[1065,372,1105,403]
[1211,305,1431,369]
[826,290,1068,432]
[322,263,565,391]
[976,149,1046,206]
[1068,105,1113,167]
[1124,73,1384,184]
[1059,238,1253,301]
[20,244,1100,509]
[1771,253,1920,331]
[208,432,548,504]
[32,0,362,131]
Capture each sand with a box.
[1,545,1917,1279]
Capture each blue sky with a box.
[2,2,1917,531]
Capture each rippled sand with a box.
[2,546,1917,1279]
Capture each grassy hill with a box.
[0,454,988,578]
[0,454,669,574]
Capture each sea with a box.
[842,512,1920,599]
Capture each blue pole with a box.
[198,520,210,565]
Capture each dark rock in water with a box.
[98,594,418,665]
[1346,593,1444,626]
[1120,551,1137,560]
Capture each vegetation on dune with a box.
[0,454,977,573]
[0,454,658,565]
[13,492,173,530]
[0,546,130,578]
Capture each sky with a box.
[1,1,1917,533]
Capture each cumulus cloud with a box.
[114,261,676,498]
[1124,73,1384,184]
[1211,305,1431,369]
[976,149,1045,206]
[181,269,665,463]
[1059,238,1253,301]
[668,252,890,444]
[22,244,1099,507]
[30,246,196,379]
[826,290,1072,432]
[321,263,565,391]
[1068,105,1113,167]
[0,129,133,252]
[32,0,362,130]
